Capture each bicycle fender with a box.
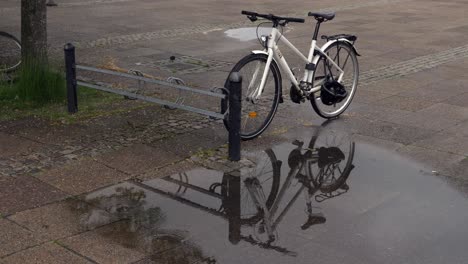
[251,50,269,56]
[319,39,361,57]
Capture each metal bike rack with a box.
[64,43,241,161]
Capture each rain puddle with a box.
[73,125,468,263]
[225,27,293,42]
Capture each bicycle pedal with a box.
[279,96,284,103]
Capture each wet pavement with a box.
[14,126,465,264]
[2,0,468,262]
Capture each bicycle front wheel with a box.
[0,32,21,73]
[310,42,359,118]
[240,148,281,225]
[221,53,281,140]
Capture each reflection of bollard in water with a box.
[225,171,241,245]
[46,0,58,6]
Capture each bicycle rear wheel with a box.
[0,32,21,73]
[221,53,281,140]
[310,41,358,118]
[307,121,355,193]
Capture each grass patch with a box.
[0,82,147,124]
[0,57,152,123]
[6,59,66,104]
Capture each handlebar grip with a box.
[241,10,257,16]
[286,17,305,23]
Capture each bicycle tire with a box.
[307,122,355,193]
[240,148,281,225]
[221,53,282,140]
[0,31,22,73]
[310,41,359,119]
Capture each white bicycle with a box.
[222,11,360,140]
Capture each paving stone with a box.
[359,76,426,96]
[412,130,468,156]
[396,145,466,175]
[0,132,42,158]
[352,89,393,105]
[444,120,468,136]
[60,222,146,264]
[398,79,468,103]
[348,104,413,123]
[0,219,41,258]
[444,92,468,108]
[136,160,198,181]
[0,242,92,264]
[342,117,435,145]
[386,103,468,132]
[152,132,224,158]
[35,158,129,195]
[95,144,184,175]
[352,134,404,151]
[8,199,108,241]
[0,176,67,216]
[376,95,435,112]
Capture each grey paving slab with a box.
[359,76,428,96]
[386,103,468,132]
[412,130,468,156]
[152,132,224,158]
[136,160,198,181]
[375,95,435,112]
[398,79,468,103]
[35,158,129,195]
[348,104,413,123]
[0,132,42,158]
[444,92,468,108]
[0,219,41,258]
[352,89,393,105]
[342,116,435,145]
[8,199,108,241]
[0,176,67,216]
[0,242,92,264]
[95,144,184,175]
[397,145,466,175]
[60,222,146,264]
[444,119,468,136]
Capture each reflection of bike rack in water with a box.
[133,121,355,256]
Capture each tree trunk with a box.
[21,0,47,63]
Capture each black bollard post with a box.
[64,43,78,114]
[228,72,242,161]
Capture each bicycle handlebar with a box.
[241,10,305,24]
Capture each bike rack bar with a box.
[77,81,226,119]
[76,65,226,99]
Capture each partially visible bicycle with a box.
[222,11,360,140]
[0,31,22,74]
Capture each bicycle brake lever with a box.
[248,15,257,22]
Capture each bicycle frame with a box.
[249,27,346,100]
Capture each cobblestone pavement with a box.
[1,0,468,262]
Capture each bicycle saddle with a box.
[318,147,345,168]
[308,12,335,21]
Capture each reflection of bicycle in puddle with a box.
[148,121,355,255]
[239,125,355,251]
